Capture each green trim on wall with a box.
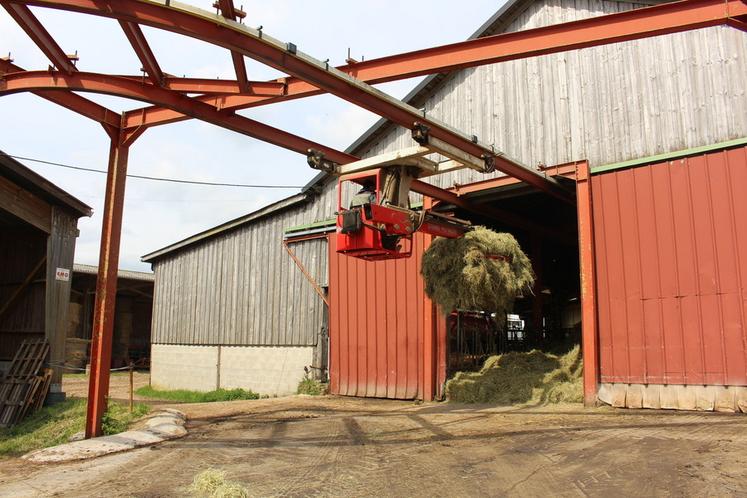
[591,137,747,175]
[284,218,336,234]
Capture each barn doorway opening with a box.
[437,171,581,376]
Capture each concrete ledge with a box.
[22,409,187,463]
[598,383,747,413]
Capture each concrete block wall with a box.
[598,383,747,413]
[150,344,313,396]
[151,345,219,392]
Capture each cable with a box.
[1,152,304,189]
[47,362,134,372]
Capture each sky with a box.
[0,1,505,271]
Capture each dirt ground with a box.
[0,396,745,497]
[62,372,152,403]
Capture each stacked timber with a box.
[0,339,53,427]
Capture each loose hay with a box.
[421,227,534,316]
[191,469,249,498]
[446,345,583,405]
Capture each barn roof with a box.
[73,263,155,283]
[0,151,93,218]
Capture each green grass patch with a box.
[0,399,150,458]
[297,376,327,396]
[102,402,150,434]
[136,386,259,403]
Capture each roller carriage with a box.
[307,126,488,260]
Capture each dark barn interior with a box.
[440,172,581,374]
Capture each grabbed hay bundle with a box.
[421,227,534,317]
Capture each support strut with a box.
[85,129,132,438]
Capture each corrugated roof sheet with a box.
[73,263,155,282]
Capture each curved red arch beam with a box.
[0,70,357,165]
[8,0,572,203]
[0,70,517,216]
[10,0,745,134]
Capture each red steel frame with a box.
[0,0,744,435]
[575,162,598,406]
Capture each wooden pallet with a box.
[5,339,49,380]
[32,369,53,412]
[0,379,33,427]
[0,339,52,427]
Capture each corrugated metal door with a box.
[328,233,431,399]
[592,145,747,385]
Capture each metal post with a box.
[85,132,131,438]
[129,361,134,413]
[575,162,599,407]
[421,197,435,401]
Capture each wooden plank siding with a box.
[149,0,746,348]
[344,0,747,190]
[150,205,329,346]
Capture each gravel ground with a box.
[0,396,746,497]
[62,372,152,404]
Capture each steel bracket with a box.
[411,122,430,145]
[307,148,336,173]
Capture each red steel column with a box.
[85,132,131,438]
[421,197,436,401]
[575,162,599,406]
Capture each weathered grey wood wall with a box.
[150,0,747,347]
[45,207,78,388]
[150,204,329,346]
[342,0,747,191]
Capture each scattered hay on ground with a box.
[446,345,583,405]
[421,227,534,316]
[190,469,249,498]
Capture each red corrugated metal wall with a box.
[328,233,445,399]
[592,145,747,385]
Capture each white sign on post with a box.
[55,268,71,282]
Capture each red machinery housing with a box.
[336,169,469,260]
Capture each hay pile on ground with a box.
[446,345,583,405]
[421,227,534,316]
[190,469,249,498]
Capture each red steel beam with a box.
[106,0,747,128]
[411,179,576,245]
[727,16,747,32]
[5,0,569,202]
[85,130,130,438]
[2,2,77,74]
[0,69,567,233]
[217,0,251,93]
[119,20,164,86]
[0,59,121,128]
[0,70,357,164]
[115,76,286,95]
[13,0,744,134]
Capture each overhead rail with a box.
[5,0,744,196]
[2,0,571,202]
[77,0,747,127]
